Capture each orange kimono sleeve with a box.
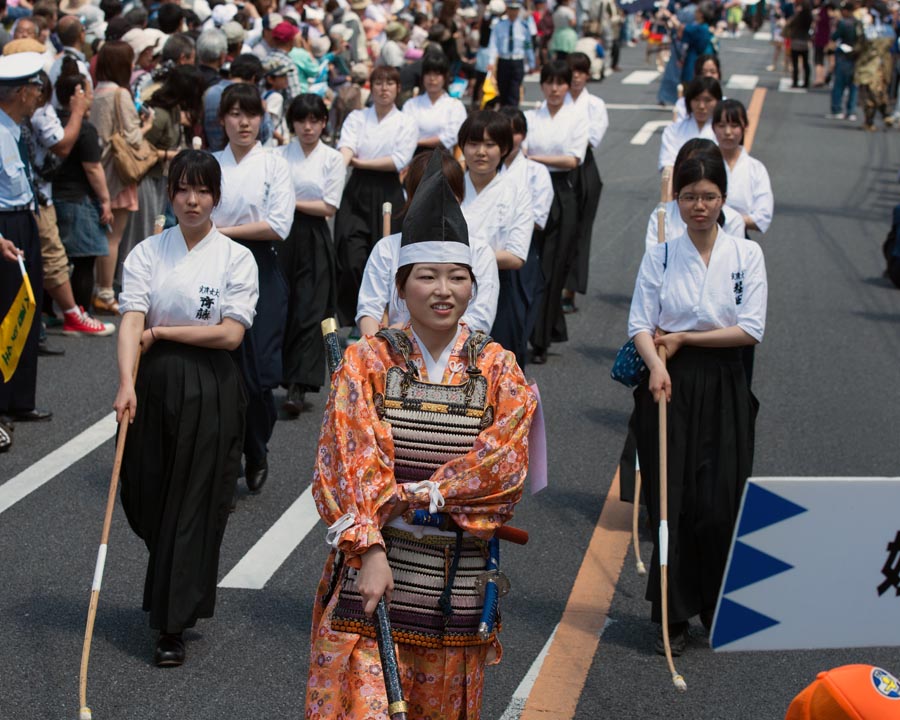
[402,344,537,538]
[311,340,401,559]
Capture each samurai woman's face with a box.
[399,263,472,335]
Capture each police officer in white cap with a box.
[486,0,536,107]
[0,51,53,424]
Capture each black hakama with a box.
[633,346,758,625]
[333,169,405,326]
[0,211,42,414]
[279,212,336,392]
[232,241,288,466]
[490,231,543,369]
[531,171,577,353]
[120,341,246,633]
[567,146,603,295]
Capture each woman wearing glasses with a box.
[627,151,767,656]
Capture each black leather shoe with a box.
[154,633,185,667]
[531,348,547,365]
[283,384,305,417]
[38,341,65,357]
[245,458,268,493]
[10,409,53,422]
[655,622,689,657]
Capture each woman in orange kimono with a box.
[306,152,536,719]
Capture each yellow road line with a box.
[520,471,633,719]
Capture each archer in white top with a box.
[523,100,588,173]
[461,172,533,265]
[566,87,610,150]
[338,104,418,171]
[658,77,722,171]
[355,232,500,333]
[645,199,746,251]
[119,224,259,330]
[211,142,294,240]
[713,99,774,234]
[629,228,767,345]
[501,151,553,230]
[276,139,346,211]
[402,54,468,151]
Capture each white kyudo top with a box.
[337,105,419,171]
[628,229,767,343]
[658,116,717,171]
[119,225,259,329]
[461,171,533,262]
[724,149,774,234]
[211,143,295,240]
[500,151,554,230]
[355,232,499,333]
[644,199,746,251]
[276,139,346,208]
[523,102,589,173]
[566,89,610,149]
[402,92,468,150]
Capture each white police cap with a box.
[0,52,44,87]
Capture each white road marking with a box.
[778,77,807,93]
[0,412,116,516]
[754,30,773,41]
[630,119,671,145]
[621,70,660,85]
[727,74,760,90]
[218,485,321,589]
[499,625,559,720]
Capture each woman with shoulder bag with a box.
[91,40,155,315]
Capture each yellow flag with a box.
[0,278,36,383]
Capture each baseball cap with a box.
[271,21,299,44]
[785,665,900,720]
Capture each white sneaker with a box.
[825,112,845,119]
[847,113,858,122]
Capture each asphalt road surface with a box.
[2,34,900,720]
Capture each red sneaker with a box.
[62,308,116,337]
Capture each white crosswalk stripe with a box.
[621,70,661,85]
[778,77,807,93]
[727,74,760,90]
[754,30,773,41]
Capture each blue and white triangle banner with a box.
[713,477,900,652]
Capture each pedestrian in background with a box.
[828,0,860,120]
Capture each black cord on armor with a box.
[439,529,464,623]
[322,551,344,607]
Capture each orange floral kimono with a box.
[306,324,536,720]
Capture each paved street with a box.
[2,34,900,720]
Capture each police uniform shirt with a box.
[337,105,418,171]
[211,142,294,240]
[461,170,533,262]
[401,92,468,150]
[488,17,536,68]
[657,115,717,171]
[523,102,588,172]
[644,199,746,251]
[724,148,774,234]
[628,229,767,343]
[29,102,65,201]
[276,139,346,207]
[567,89,609,149]
[355,231,500,333]
[0,107,34,210]
[119,224,260,329]
[501,151,554,230]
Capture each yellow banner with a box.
[0,279,36,383]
